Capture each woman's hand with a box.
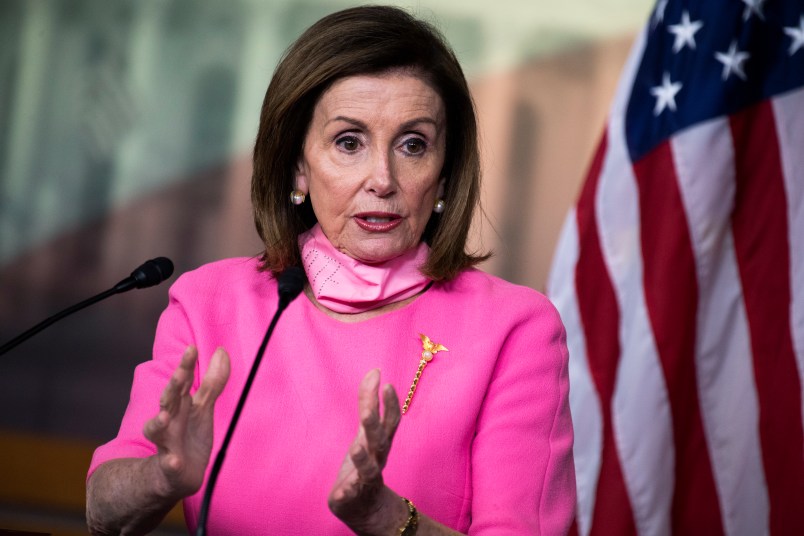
[143,345,230,500]
[328,369,409,534]
[86,346,230,535]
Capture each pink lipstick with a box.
[354,212,402,232]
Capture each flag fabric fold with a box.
[547,1,804,534]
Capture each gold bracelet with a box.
[398,497,419,535]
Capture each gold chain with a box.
[402,359,428,414]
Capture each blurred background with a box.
[0,0,651,533]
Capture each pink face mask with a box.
[298,224,431,314]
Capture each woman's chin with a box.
[339,237,415,265]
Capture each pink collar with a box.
[298,224,431,314]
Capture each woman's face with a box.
[295,72,446,263]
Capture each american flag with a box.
[547,1,804,534]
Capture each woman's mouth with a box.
[354,212,402,232]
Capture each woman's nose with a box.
[364,149,397,196]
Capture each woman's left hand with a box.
[328,368,409,534]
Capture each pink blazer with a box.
[90,258,576,534]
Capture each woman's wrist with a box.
[398,497,419,535]
[336,485,409,536]
[87,457,183,536]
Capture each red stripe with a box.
[574,134,637,536]
[729,101,804,536]
[632,141,725,535]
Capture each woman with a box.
[86,6,575,535]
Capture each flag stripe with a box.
[773,88,804,435]
[547,209,602,536]
[671,120,769,536]
[632,141,725,534]
[574,135,638,536]
[729,100,804,536]
[598,120,674,536]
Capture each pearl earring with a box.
[290,190,306,205]
[433,199,446,214]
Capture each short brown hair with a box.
[251,5,488,280]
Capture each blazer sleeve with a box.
[469,296,576,535]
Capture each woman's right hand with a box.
[142,345,230,500]
[86,346,230,535]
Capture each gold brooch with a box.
[401,334,448,414]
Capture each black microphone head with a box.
[277,266,306,304]
[131,257,174,289]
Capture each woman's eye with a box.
[336,136,360,152]
[403,138,427,155]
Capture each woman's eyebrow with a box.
[326,116,367,129]
[399,117,439,131]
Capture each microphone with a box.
[114,257,174,292]
[195,266,306,536]
[0,257,175,356]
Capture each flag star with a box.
[741,0,766,21]
[668,11,704,53]
[715,41,750,81]
[652,0,669,29]
[650,72,682,116]
[784,15,804,56]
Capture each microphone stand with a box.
[195,267,305,535]
[0,257,174,356]
[0,288,118,356]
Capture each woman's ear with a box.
[436,177,446,199]
[294,159,309,194]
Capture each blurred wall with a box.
[0,0,651,533]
